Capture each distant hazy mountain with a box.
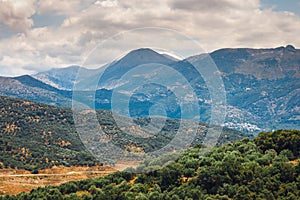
[33,65,82,90]
[98,48,176,85]
[1,46,299,133]
[186,45,300,132]
[0,75,71,106]
[33,49,177,90]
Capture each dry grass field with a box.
[0,161,139,195]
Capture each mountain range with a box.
[0,45,299,133]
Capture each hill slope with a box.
[0,96,98,170]
[33,66,81,90]
[3,130,300,199]
[0,75,71,107]
[0,96,251,171]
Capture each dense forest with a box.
[2,130,299,200]
[0,96,100,171]
[0,96,251,171]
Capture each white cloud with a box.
[36,0,86,15]
[0,0,35,33]
[94,0,118,8]
[1,0,300,76]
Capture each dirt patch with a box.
[289,160,299,166]
[113,160,140,171]
[0,165,114,195]
[0,161,139,195]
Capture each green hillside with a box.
[2,130,299,200]
[0,96,251,171]
[0,96,98,171]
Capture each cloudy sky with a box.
[1,0,300,76]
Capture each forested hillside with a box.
[0,96,98,171]
[0,96,250,171]
[2,130,299,200]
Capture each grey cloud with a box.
[170,0,238,11]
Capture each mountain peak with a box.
[285,45,296,52]
[130,47,157,53]
[124,48,162,59]
[97,48,177,85]
[14,74,42,83]
[33,66,85,90]
[124,48,180,62]
[115,48,175,67]
[35,65,81,75]
[13,75,59,92]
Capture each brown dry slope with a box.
[0,161,139,195]
[0,165,114,195]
